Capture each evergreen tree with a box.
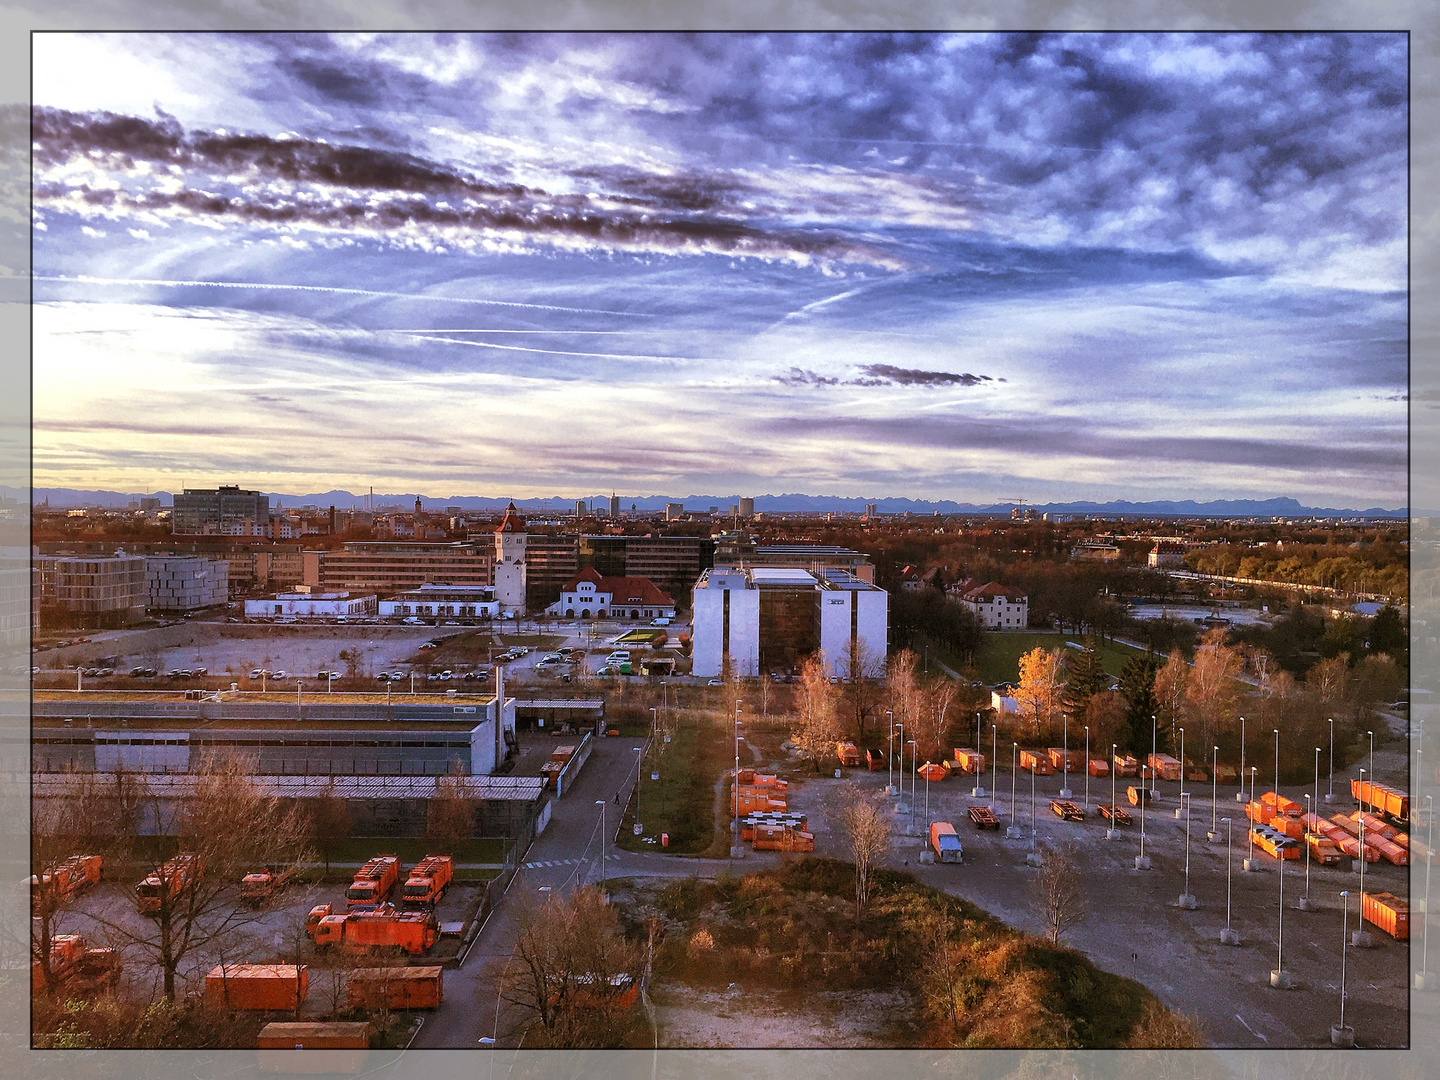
[1118,652,1161,754]
[1061,645,1107,720]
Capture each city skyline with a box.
[32,32,1408,507]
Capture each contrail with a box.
[33,275,656,318]
[407,334,711,365]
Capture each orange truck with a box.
[240,867,295,907]
[205,964,309,1011]
[32,933,121,996]
[136,853,203,914]
[835,741,861,767]
[346,856,400,912]
[258,1022,372,1073]
[1019,750,1051,775]
[1147,754,1182,782]
[308,904,440,956]
[346,966,444,1009]
[400,855,454,908]
[1362,891,1409,940]
[928,821,963,863]
[30,854,102,912]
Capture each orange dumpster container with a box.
[836,742,861,767]
[258,1021,371,1074]
[954,748,986,774]
[1019,750,1051,775]
[917,762,948,783]
[1086,757,1109,777]
[346,967,443,1009]
[1047,748,1080,772]
[1362,891,1409,939]
[865,748,886,771]
[1113,753,1139,777]
[1146,754,1182,782]
[206,964,308,1011]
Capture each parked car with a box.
[376,673,392,682]
[271,670,288,680]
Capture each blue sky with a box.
[30,32,1408,506]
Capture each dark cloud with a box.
[774,364,996,388]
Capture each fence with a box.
[553,732,593,798]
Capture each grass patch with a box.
[615,713,729,855]
[976,632,1147,687]
[623,857,1190,1050]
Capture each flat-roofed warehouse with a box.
[31,692,547,844]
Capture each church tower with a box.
[494,501,527,614]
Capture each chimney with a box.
[494,663,505,772]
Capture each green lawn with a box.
[615,716,728,856]
[975,632,1148,687]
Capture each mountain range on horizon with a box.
[12,487,1410,520]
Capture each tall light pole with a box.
[1237,715,1247,803]
[1367,730,1375,812]
[1419,794,1435,991]
[1209,745,1219,840]
[1083,725,1090,809]
[973,712,986,798]
[596,799,607,889]
[1151,714,1158,798]
[1060,709,1071,799]
[633,746,644,835]
[886,710,895,796]
[1299,793,1314,911]
[1175,727,1186,819]
[1106,742,1119,841]
[908,740,918,835]
[1326,718,1336,803]
[1244,766,1259,871]
[896,723,905,810]
[1332,890,1355,1046]
[1314,747,1322,818]
[991,723,998,810]
[732,701,742,853]
[1220,817,1239,944]
[1026,757,1040,866]
[1178,790,1195,908]
[1273,728,1280,803]
[1136,765,1151,870]
[1008,741,1020,839]
[1271,821,1291,988]
[1353,775,1371,948]
[924,764,932,834]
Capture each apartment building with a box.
[310,541,492,594]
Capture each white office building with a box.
[245,589,378,620]
[691,566,887,679]
[379,584,500,620]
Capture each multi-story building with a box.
[34,553,147,626]
[664,502,685,521]
[749,543,875,584]
[691,566,887,678]
[172,485,270,535]
[546,569,676,621]
[738,497,755,519]
[146,555,229,611]
[955,582,1028,629]
[1148,541,1188,568]
[609,493,621,519]
[0,547,30,644]
[1070,541,1121,562]
[622,534,713,599]
[311,541,492,595]
[522,532,580,611]
[378,584,499,621]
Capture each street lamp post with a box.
[1220,818,1240,944]
[1106,742,1119,841]
[1315,747,1322,817]
[1026,759,1040,866]
[991,723,998,810]
[1326,719,1336,803]
[1300,793,1315,911]
[1243,765,1260,871]
[634,746,644,835]
[1178,790,1196,908]
[924,764,932,835]
[596,799,607,889]
[908,740,918,835]
[1151,714,1158,798]
[1136,765,1151,870]
[886,710,895,796]
[1237,716,1247,803]
[973,712,986,798]
[1418,794,1435,991]
[1332,891,1355,1045]
[1353,775,1372,948]
[896,723,905,811]
[1175,727,1186,819]
[1271,823,1291,988]
[1209,745,1219,841]
[1008,741,1020,839]
[732,701,743,854]
[1084,725,1090,809]
[1367,730,1375,813]
[1061,710,1071,799]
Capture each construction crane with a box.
[1001,497,1028,521]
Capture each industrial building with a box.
[377,584,499,620]
[172,485,270,535]
[146,555,229,611]
[244,589,379,620]
[691,566,887,678]
[34,552,148,626]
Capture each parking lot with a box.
[783,761,1413,1049]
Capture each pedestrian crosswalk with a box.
[522,857,584,869]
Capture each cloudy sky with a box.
[31,32,1407,507]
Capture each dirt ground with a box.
[650,983,913,1048]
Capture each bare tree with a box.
[308,776,354,874]
[837,789,891,917]
[911,677,957,763]
[504,885,642,1047]
[1032,840,1088,944]
[1184,628,1242,748]
[840,638,884,743]
[80,753,314,1000]
[792,653,842,772]
[886,649,922,761]
[426,766,476,852]
[1152,647,1189,752]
